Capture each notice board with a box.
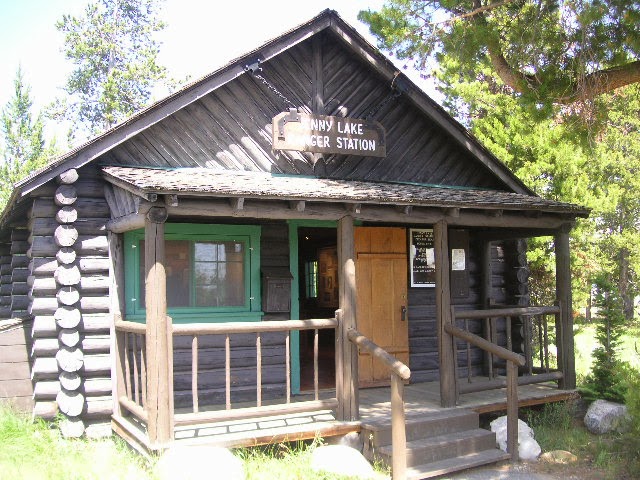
[409,228,435,287]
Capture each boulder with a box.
[157,445,244,480]
[310,445,375,479]
[490,416,541,461]
[326,431,364,451]
[584,399,631,435]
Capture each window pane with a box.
[194,241,245,307]
[139,240,191,308]
[138,239,245,309]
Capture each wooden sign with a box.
[409,228,435,287]
[272,110,385,157]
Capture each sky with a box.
[0,0,436,142]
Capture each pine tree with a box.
[55,0,173,140]
[581,274,629,402]
[0,68,55,209]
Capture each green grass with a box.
[524,401,635,480]
[0,405,387,480]
[0,404,153,480]
[238,441,388,480]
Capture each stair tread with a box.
[406,449,511,480]
[361,408,477,430]
[379,428,495,455]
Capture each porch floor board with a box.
[358,378,578,421]
[113,379,577,453]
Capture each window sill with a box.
[125,311,265,324]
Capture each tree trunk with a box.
[618,248,634,320]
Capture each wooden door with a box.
[355,227,409,387]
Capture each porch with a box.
[113,380,575,450]
[111,301,575,479]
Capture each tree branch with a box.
[562,61,640,103]
[429,0,517,27]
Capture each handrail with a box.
[445,323,520,462]
[347,329,411,380]
[172,318,337,335]
[114,316,341,439]
[444,324,525,366]
[453,305,560,320]
[347,327,410,480]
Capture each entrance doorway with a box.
[297,227,337,391]
[355,227,409,387]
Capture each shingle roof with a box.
[102,166,589,216]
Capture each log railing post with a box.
[391,374,407,480]
[112,314,127,418]
[435,220,456,407]
[144,206,172,449]
[555,226,575,389]
[338,215,359,421]
[506,360,519,462]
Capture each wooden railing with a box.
[444,323,524,462]
[114,316,339,440]
[347,328,411,480]
[452,306,563,394]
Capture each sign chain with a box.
[254,72,297,108]
[366,71,403,120]
[245,60,297,109]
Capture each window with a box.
[304,260,318,298]
[125,224,261,322]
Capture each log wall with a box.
[0,319,34,411]
[408,237,522,383]
[28,165,112,438]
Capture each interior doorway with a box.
[297,227,337,391]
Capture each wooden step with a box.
[378,428,497,467]
[405,449,511,480]
[362,408,479,448]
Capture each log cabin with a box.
[0,10,589,479]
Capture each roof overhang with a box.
[102,166,589,234]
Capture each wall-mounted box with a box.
[261,267,293,313]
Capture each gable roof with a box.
[12,9,532,200]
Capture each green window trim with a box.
[124,223,262,323]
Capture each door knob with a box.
[401,305,407,321]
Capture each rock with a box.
[310,445,375,479]
[157,445,244,480]
[326,431,364,451]
[490,416,540,460]
[519,436,542,461]
[584,399,631,434]
[540,450,578,464]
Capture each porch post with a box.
[435,220,457,407]
[144,206,173,448]
[555,225,575,389]
[338,215,359,421]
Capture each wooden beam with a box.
[144,207,173,448]
[435,220,456,407]
[230,197,245,211]
[348,203,361,215]
[338,215,358,421]
[289,200,305,212]
[164,194,178,207]
[107,214,145,233]
[555,225,575,389]
[446,207,460,218]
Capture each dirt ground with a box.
[447,460,611,480]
